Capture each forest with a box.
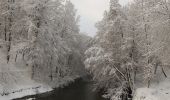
[0,0,170,100]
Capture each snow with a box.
[26,98,35,100]
[133,73,170,100]
[0,0,89,99]
[0,84,52,100]
[0,43,79,100]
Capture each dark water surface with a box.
[15,79,107,100]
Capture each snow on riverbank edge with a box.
[0,76,80,100]
[0,84,52,100]
[133,78,170,100]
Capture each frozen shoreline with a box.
[0,85,52,100]
[133,68,170,100]
[0,76,80,100]
[0,46,82,100]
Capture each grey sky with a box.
[70,0,132,37]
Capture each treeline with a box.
[0,0,88,86]
[84,0,170,100]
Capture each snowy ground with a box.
[0,84,52,100]
[133,78,170,100]
[0,43,78,100]
[133,67,170,100]
[0,44,52,100]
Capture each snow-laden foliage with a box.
[84,0,170,100]
[0,0,89,96]
[84,1,134,99]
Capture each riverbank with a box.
[14,77,106,100]
[133,66,170,100]
[133,77,170,100]
[0,76,80,100]
[0,42,86,100]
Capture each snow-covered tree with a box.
[16,0,87,84]
[84,0,134,99]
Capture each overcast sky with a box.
[70,0,132,37]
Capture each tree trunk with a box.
[15,53,18,62]
[6,0,14,63]
[32,65,35,79]
[154,64,158,74]
[4,17,7,41]
[161,65,167,78]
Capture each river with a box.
[15,78,107,100]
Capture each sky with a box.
[70,0,132,37]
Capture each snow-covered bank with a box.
[0,76,80,100]
[0,42,84,100]
[0,0,89,99]
[133,78,170,100]
[0,85,52,100]
[133,67,170,100]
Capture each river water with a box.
[15,79,107,100]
